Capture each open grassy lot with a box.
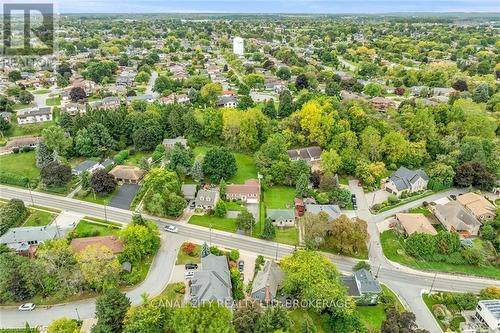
[46,97,61,106]
[289,308,326,333]
[176,242,202,264]
[188,215,237,233]
[12,103,35,110]
[124,151,150,166]
[380,230,500,279]
[0,151,39,181]
[121,255,154,285]
[151,282,185,304]
[356,285,405,332]
[264,186,295,209]
[8,121,55,138]
[32,89,51,94]
[75,187,119,205]
[73,220,121,237]
[22,209,56,227]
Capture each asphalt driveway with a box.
[109,184,140,210]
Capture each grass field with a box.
[73,220,120,237]
[0,151,39,181]
[151,282,185,305]
[125,151,150,166]
[8,121,55,138]
[12,103,35,110]
[188,215,237,232]
[380,230,500,279]
[264,186,295,209]
[22,209,56,227]
[75,187,119,205]
[46,97,61,106]
[32,89,51,94]
[176,242,202,264]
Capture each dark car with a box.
[185,263,198,270]
[189,201,196,209]
[238,260,244,272]
[351,194,357,204]
[450,194,457,200]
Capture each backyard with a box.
[22,209,56,227]
[72,219,121,238]
[0,150,39,184]
[380,229,500,279]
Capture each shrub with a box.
[229,249,240,261]
[0,199,28,235]
[388,194,399,204]
[12,148,19,153]
[0,171,31,187]
[182,242,196,256]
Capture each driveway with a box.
[245,203,259,220]
[365,189,390,208]
[108,184,140,210]
[51,210,84,229]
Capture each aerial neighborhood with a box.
[0,9,498,333]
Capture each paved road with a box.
[0,186,498,331]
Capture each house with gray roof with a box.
[251,261,284,304]
[181,184,197,201]
[17,107,52,125]
[384,166,429,197]
[431,201,481,237]
[305,204,341,221]
[267,209,295,227]
[0,226,64,255]
[341,268,382,305]
[191,254,232,306]
[163,137,188,149]
[72,160,105,176]
[216,95,238,108]
[195,189,219,210]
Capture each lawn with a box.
[225,200,244,211]
[151,282,185,305]
[12,103,35,110]
[75,187,119,205]
[264,186,295,209]
[124,151,150,166]
[46,97,61,106]
[121,255,154,285]
[356,285,405,332]
[8,121,55,138]
[176,242,202,264]
[193,146,258,184]
[73,220,121,237]
[22,209,56,227]
[0,151,39,181]
[289,308,326,333]
[380,230,500,279]
[32,89,51,94]
[188,215,237,233]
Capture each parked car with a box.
[353,203,358,210]
[184,271,194,279]
[18,303,36,311]
[164,225,178,233]
[238,260,244,272]
[189,201,196,209]
[185,263,198,270]
[450,194,457,200]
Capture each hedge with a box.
[0,171,32,188]
[0,199,28,235]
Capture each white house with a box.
[17,107,52,125]
[475,300,500,332]
[233,37,244,56]
[384,167,429,197]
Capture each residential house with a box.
[71,79,97,96]
[294,197,316,216]
[191,254,233,306]
[287,146,322,170]
[251,261,284,304]
[432,87,455,96]
[72,160,106,176]
[195,189,220,210]
[109,165,145,184]
[159,94,190,105]
[395,213,437,236]
[371,96,396,112]
[0,226,64,256]
[216,95,238,108]
[162,137,188,149]
[102,96,121,109]
[226,179,261,204]
[181,184,197,201]
[384,167,429,197]
[0,136,40,155]
[456,193,496,222]
[304,204,342,221]
[341,269,382,305]
[127,94,155,104]
[62,103,86,116]
[474,300,500,332]
[17,107,52,125]
[431,201,481,237]
[70,236,124,254]
[0,112,12,122]
[267,209,295,227]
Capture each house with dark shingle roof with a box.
[267,209,295,227]
[251,260,284,304]
[190,254,233,306]
[341,268,382,305]
[384,166,428,197]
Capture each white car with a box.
[164,225,178,233]
[18,303,36,311]
[184,271,194,279]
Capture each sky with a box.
[2,0,500,14]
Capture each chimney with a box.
[264,284,271,304]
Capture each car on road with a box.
[238,260,244,272]
[185,271,194,279]
[185,263,198,270]
[164,225,178,233]
[18,303,36,311]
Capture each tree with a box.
[135,71,150,84]
[360,126,382,162]
[77,245,120,291]
[355,160,387,188]
[280,250,355,315]
[353,261,371,272]
[236,208,255,233]
[472,83,490,103]
[94,288,131,333]
[120,222,160,264]
[426,162,455,190]
[454,161,495,190]
[191,160,204,182]
[325,216,369,257]
[202,147,237,183]
[42,125,72,157]
[302,212,329,249]
[381,309,429,333]
[123,300,172,333]
[480,286,500,300]
[278,90,294,118]
[364,82,384,97]
[18,90,34,104]
[320,149,341,176]
[231,268,245,300]
[85,60,117,84]
[70,87,86,102]
[238,95,255,110]
[219,178,227,198]
[143,168,180,193]
[233,300,262,333]
[47,318,79,333]
[35,142,55,168]
[300,317,317,333]
[201,242,211,258]
[255,306,291,333]
[276,66,291,80]
[452,80,468,92]
[325,81,341,98]
[171,302,233,333]
[262,99,277,119]
[200,82,223,106]
[295,74,309,90]
[8,70,21,82]
[0,117,11,133]
[260,218,276,240]
[75,123,114,157]
[41,162,72,187]
[295,173,309,198]
[214,200,227,218]
[90,170,117,196]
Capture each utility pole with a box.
[375,264,382,278]
[28,185,35,207]
[275,242,279,260]
[209,224,212,246]
[429,272,438,294]
[104,204,108,222]
[75,308,80,321]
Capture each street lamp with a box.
[429,272,438,294]
[209,224,212,246]
[28,185,35,207]
[104,203,108,222]
[75,307,80,321]
[275,242,279,260]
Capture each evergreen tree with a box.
[278,90,294,118]
[472,83,490,103]
[201,242,211,258]
[301,317,317,333]
[260,218,276,240]
[219,178,227,198]
[295,173,309,198]
[191,160,204,182]
[35,142,55,169]
[262,99,277,118]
